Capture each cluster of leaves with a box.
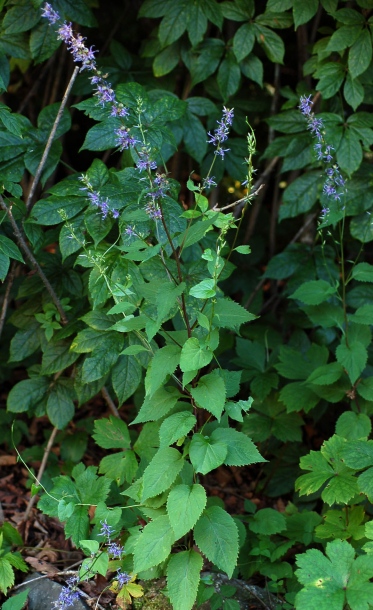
[2,1,373,609]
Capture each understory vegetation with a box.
[1,1,373,609]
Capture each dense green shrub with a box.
[2,1,373,609]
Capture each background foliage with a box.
[2,0,373,609]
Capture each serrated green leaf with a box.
[0,558,14,595]
[240,54,263,87]
[211,427,264,466]
[341,439,373,469]
[7,377,49,413]
[348,28,372,78]
[290,280,337,305]
[336,340,367,384]
[159,411,196,447]
[167,550,203,610]
[292,0,318,28]
[47,380,75,429]
[352,262,373,282]
[142,447,184,501]
[145,345,181,397]
[93,416,131,449]
[279,172,320,220]
[249,508,286,535]
[132,386,181,424]
[99,450,138,485]
[133,515,175,573]
[336,412,371,440]
[64,505,89,547]
[180,337,213,373]
[189,432,227,475]
[209,298,256,331]
[167,484,207,539]
[190,372,226,420]
[295,540,373,610]
[111,354,143,405]
[254,24,284,64]
[217,53,241,101]
[306,362,344,385]
[194,506,238,578]
[1,588,29,610]
[233,23,255,62]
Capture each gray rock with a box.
[19,572,89,610]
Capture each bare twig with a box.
[101,386,120,417]
[0,260,17,340]
[0,197,68,324]
[235,156,280,220]
[25,66,79,213]
[22,426,59,522]
[212,184,265,212]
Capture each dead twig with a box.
[0,196,68,325]
[25,66,79,213]
[101,386,120,417]
[22,427,59,522]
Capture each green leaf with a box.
[30,20,61,64]
[180,337,213,373]
[295,540,373,610]
[194,506,239,578]
[1,588,29,610]
[348,28,372,78]
[292,0,318,29]
[249,508,286,535]
[352,262,373,282]
[217,52,241,101]
[81,117,122,151]
[211,428,265,466]
[221,0,254,20]
[9,323,42,362]
[167,550,203,610]
[254,24,285,64]
[145,345,181,397]
[357,376,373,400]
[132,386,181,424]
[47,379,75,429]
[167,484,207,539]
[190,372,226,420]
[290,280,337,305]
[41,340,80,375]
[209,298,256,331]
[158,2,189,46]
[133,515,175,573]
[279,172,320,220]
[315,62,345,99]
[340,439,373,469]
[142,447,184,501]
[0,253,10,281]
[7,377,49,413]
[336,412,372,440]
[153,42,180,77]
[159,411,196,447]
[32,195,86,225]
[92,416,131,449]
[306,362,344,385]
[111,354,143,405]
[189,278,216,299]
[189,432,227,475]
[326,25,362,52]
[350,212,373,243]
[337,128,362,175]
[0,235,23,262]
[64,505,89,547]
[0,558,14,595]
[99,450,138,485]
[344,74,364,111]
[233,23,255,62]
[240,54,263,87]
[336,340,367,384]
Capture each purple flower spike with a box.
[117,569,131,588]
[207,107,234,159]
[41,2,60,24]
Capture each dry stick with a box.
[22,426,59,522]
[0,260,17,340]
[0,197,68,325]
[25,66,79,213]
[234,156,279,219]
[101,386,120,418]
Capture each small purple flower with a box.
[136,150,157,172]
[145,201,162,220]
[116,126,139,151]
[107,542,125,559]
[207,107,234,159]
[95,84,116,105]
[116,569,131,588]
[57,22,73,44]
[124,225,136,237]
[99,519,115,540]
[111,105,129,118]
[52,585,81,609]
[298,94,313,116]
[202,176,217,189]
[299,94,346,207]
[41,2,60,24]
